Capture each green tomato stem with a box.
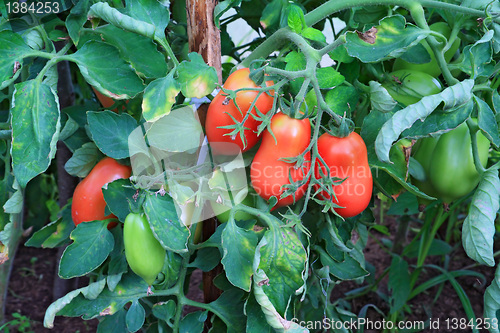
[409,3,459,86]
[304,0,493,28]
[156,37,180,67]
[466,118,487,175]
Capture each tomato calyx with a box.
[324,117,355,139]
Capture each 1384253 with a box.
[445,317,498,330]
[6,1,60,14]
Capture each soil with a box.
[4,213,497,333]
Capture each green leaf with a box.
[493,23,500,54]
[25,204,74,248]
[318,248,369,280]
[143,192,189,253]
[124,0,170,39]
[388,256,410,313]
[152,300,176,322]
[126,300,145,333]
[208,289,246,332]
[475,95,500,148]
[188,247,221,272]
[221,220,258,292]
[252,262,308,332]
[375,79,474,163]
[49,273,148,323]
[361,110,432,199]
[102,178,138,223]
[245,293,273,333]
[284,51,306,94]
[260,0,284,31]
[398,42,431,64]
[146,106,203,152]
[88,2,156,40]
[214,0,242,27]
[71,41,145,99]
[369,81,397,113]
[44,279,113,329]
[59,116,79,142]
[462,168,500,267]
[316,67,344,89]
[3,186,23,214]
[403,238,452,258]
[450,30,493,79]
[142,72,180,122]
[345,15,428,63]
[256,227,307,315]
[301,27,326,44]
[64,142,102,178]
[386,191,419,216]
[162,251,183,288]
[484,266,500,333]
[176,53,218,99]
[11,80,60,188]
[66,0,91,46]
[325,85,359,117]
[402,99,473,138]
[180,311,206,333]
[107,229,127,291]
[287,4,304,33]
[87,110,138,159]
[97,310,127,333]
[0,30,33,86]
[328,45,354,64]
[92,24,168,79]
[59,220,114,279]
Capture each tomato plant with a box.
[2,0,500,332]
[250,113,311,208]
[123,213,166,286]
[206,68,274,154]
[315,132,373,218]
[71,157,131,229]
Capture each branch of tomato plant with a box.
[32,43,73,82]
[228,204,282,230]
[219,79,285,149]
[304,0,496,28]
[466,118,487,175]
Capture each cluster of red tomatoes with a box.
[69,69,373,286]
[205,68,373,218]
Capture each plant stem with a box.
[467,118,486,175]
[304,0,492,28]
[409,3,459,86]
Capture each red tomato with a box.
[71,157,131,229]
[250,113,311,208]
[206,68,274,155]
[315,132,372,218]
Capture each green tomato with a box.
[124,213,166,285]
[413,122,490,203]
[429,122,489,202]
[393,22,461,77]
[383,70,442,106]
[411,136,440,204]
